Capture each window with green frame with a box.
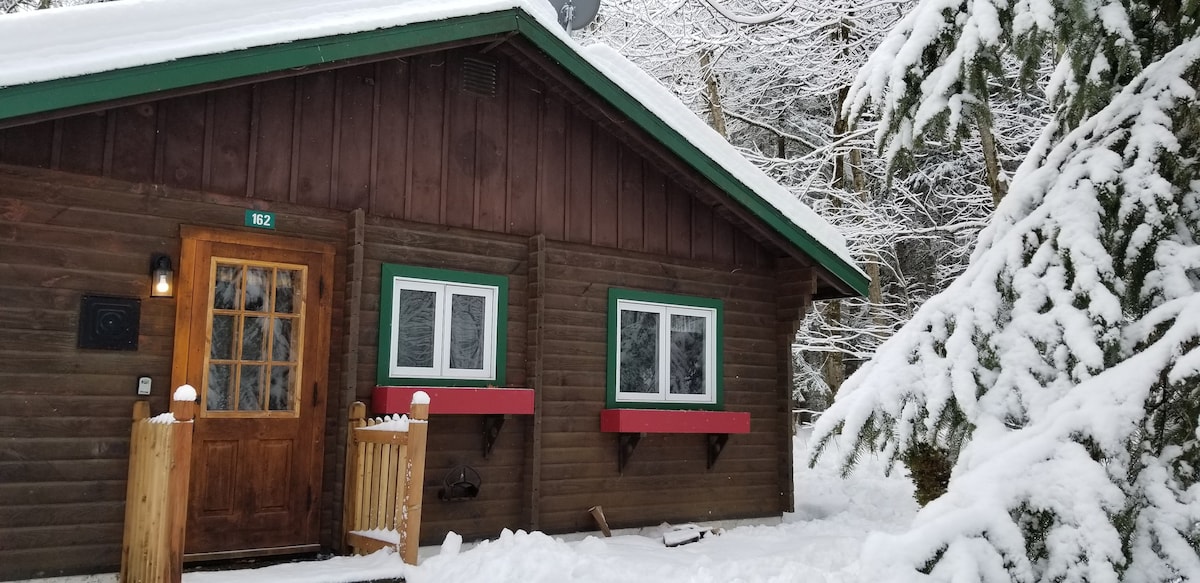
[377,264,508,387]
[607,288,723,410]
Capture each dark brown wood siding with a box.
[0,166,349,580]
[528,238,790,534]
[0,40,803,578]
[356,216,530,543]
[0,47,772,269]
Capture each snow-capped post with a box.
[120,388,196,583]
[170,384,197,422]
[401,391,430,565]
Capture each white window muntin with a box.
[615,299,717,404]
[389,277,498,381]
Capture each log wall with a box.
[526,238,791,534]
[0,166,348,580]
[0,38,809,580]
[356,215,531,542]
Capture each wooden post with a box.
[166,400,195,583]
[120,402,150,583]
[588,505,612,537]
[343,402,367,550]
[400,400,429,564]
[120,398,194,583]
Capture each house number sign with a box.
[244,210,276,230]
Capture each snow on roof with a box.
[0,0,863,283]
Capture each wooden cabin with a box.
[0,0,867,579]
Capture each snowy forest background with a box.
[11,0,1200,580]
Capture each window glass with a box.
[610,292,720,408]
[396,289,436,368]
[379,266,507,385]
[669,314,706,395]
[449,293,486,371]
[205,259,306,415]
[619,310,659,393]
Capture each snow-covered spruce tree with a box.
[810,2,1200,580]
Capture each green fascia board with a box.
[0,7,866,295]
[376,263,509,387]
[606,288,724,411]
[0,11,522,121]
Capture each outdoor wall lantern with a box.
[150,254,174,298]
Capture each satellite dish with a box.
[547,0,601,31]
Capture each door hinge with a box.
[311,382,319,406]
[319,276,326,299]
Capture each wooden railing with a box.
[120,389,196,583]
[343,393,430,564]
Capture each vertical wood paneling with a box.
[208,86,253,195]
[617,148,643,250]
[374,59,410,219]
[506,72,539,235]
[57,113,107,175]
[0,47,777,272]
[110,105,157,182]
[296,71,336,208]
[565,109,591,245]
[691,201,714,262]
[254,78,297,201]
[1,121,54,169]
[335,65,376,211]
[734,230,757,267]
[590,129,618,248]
[666,181,691,257]
[475,58,509,234]
[162,94,206,190]
[408,53,446,224]
[537,94,566,241]
[445,57,477,229]
[642,166,668,255]
[712,214,735,264]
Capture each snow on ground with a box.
[177,429,916,583]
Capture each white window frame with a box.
[388,276,498,381]
[614,299,718,405]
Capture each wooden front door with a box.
[172,226,334,559]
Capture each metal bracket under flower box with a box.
[372,386,535,458]
[599,409,751,472]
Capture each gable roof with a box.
[0,0,868,297]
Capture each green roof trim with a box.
[0,7,867,296]
[0,11,521,121]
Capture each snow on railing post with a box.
[120,385,195,583]
[400,391,429,565]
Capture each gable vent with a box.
[462,57,498,97]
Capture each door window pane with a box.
[211,315,235,360]
[669,314,706,395]
[272,318,296,363]
[203,258,308,417]
[207,364,232,411]
[242,316,267,361]
[397,289,436,368]
[449,294,485,370]
[213,265,242,310]
[244,267,270,312]
[269,366,293,411]
[275,269,300,314]
[619,310,659,393]
[239,365,264,411]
